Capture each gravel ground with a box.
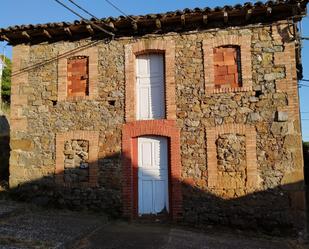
[0,200,307,249]
[0,200,107,249]
[71,221,306,249]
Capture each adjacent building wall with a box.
[9,20,305,231]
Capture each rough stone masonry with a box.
[0,0,307,234]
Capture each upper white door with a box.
[138,136,169,215]
[136,54,165,120]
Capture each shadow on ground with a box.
[1,155,306,236]
[0,119,307,246]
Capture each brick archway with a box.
[122,120,182,220]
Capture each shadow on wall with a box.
[0,150,306,236]
[303,143,309,186]
[302,143,309,234]
[0,115,10,183]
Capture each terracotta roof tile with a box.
[0,0,307,45]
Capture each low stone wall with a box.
[9,182,122,217]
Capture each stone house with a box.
[0,0,308,232]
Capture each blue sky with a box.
[0,0,308,139]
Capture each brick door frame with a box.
[122,120,182,220]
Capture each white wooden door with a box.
[138,136,169,215]
[136,54,165,120]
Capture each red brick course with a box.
[272,25,300,120]
[10,45,30,131]
[272,23,304,182]
[122,120,182,220]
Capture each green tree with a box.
[1,55,11,104]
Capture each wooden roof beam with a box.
[181,14,186,26]
[0,35,10,42]
[223,11,228,24]
[108,21,115,29]
[64,27,72,36]
[132,21,138,32]
[22,31,31,40]
[86,25,94,35]
[86,25,94,34]
[43,29,52,39]
[155,19,161,29]
[245,9,252,21]
[203,15,208,25]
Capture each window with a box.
[136,54,165,120]
[58,46,98,101]
[202,34,252,94]
[55,131,99,187]
[67,56,89,97]
[213,46,242,89]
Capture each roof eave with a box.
[0,0,307,45]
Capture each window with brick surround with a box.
[58,45,98,101]
[56,131,99,188]
[203,34,252,94]
[136,53,165,120]
[124,40,176,122]
[67,56,89,97]
[213,46,242,89]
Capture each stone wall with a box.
[217,134,247,192]
[9,20,305,232]
[63,139,89,184]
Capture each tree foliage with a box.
[1,55,11,103]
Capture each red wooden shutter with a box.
[67,56,89,97]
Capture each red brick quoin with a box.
[122,120,182,220]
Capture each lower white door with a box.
[138,136,169,215]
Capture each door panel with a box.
[154,180,165,213]
[138,136,169,215]
[136,54,165,120]
[141,180,153,214]
[150,86,165,119]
